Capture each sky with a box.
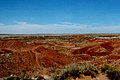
[0,0,120,34]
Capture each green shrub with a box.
[59,65,81,80]
[83,70,96,78]
[7,77,21,80]
[106,67,120,80]
[53,63,98,80]
[101,64,120,80]
[101,64,109,73]
[82,62,99,74]
[6,76,32,80]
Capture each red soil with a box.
[0,38,120,77]
[0,40,78,77]
[104,54,120,59]
[72,41,115,56]
[31,45,72,67]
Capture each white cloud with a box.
[0,22,119,34]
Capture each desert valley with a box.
[0,34,120,80]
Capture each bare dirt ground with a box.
[0,34,120,79]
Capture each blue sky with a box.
[0,0,120,34]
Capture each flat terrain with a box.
[0,34,120,79]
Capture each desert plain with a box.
[0,34,120,80]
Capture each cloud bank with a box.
[0,22,119,34]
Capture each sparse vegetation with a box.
[101,64,109,74]
[59,65,81,80]
[0,34,120,79]
[6,76,32,80]
[7,77,21,80]
[101,64,120,80]
[52,63,98,80]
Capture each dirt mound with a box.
[32,46,73,67]
[72,41,114,56]
[0,40,37,77]
[0,40,31,51]
[73,54,92,60]
[112,40,120,54]
[0,40,77,77]
[100,41,114,52]
[104,54,120,59]
[0,48,13,54]
[88,39,107,43]
[0,50,37,77]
